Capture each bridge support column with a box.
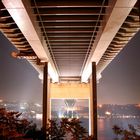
[92,62,97,140]
[42,62,48,131]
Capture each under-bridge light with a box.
[38,62,59,82]
[48,62,59,83]
[81,63,92,83]
[81,63,102,82]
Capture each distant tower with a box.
[64,99,76,118]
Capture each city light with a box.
[136,104,140,108]
[98,104,103,108]
[0,99,3,103]
[31,110,35,113]
[34,103,41,107]
[66,107,76,112]
[58,112,64,118]
[105,111,111,115]
[36,114,42,120]
[20,106,25,110]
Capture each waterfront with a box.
[0,100,140,139]
[98,118,140,140]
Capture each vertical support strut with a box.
[42,62,48,131]
[92,62,97,140]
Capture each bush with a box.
[112,124,140,140]
[0,108,30,139]
[46,118,88,140]
[0,108,93,140]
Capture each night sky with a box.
[97,30,140,104]
[0,32,42,103]
[0,31,140,104]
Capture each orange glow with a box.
[98,104,102,108]
[105,111,111,115]
[0,99,3,103]
[136,104,140,107]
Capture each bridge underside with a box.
[0,0,139,82]
[0,0,139,138]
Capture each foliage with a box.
[112,124,140,140]
[46,118,92,140]
[0,108,30,139]
[24,118,93,140]
[61,118,87,139]
[46,119,66,140]
[0,108,93,140]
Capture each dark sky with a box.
[0,31,140,104]
[97,30,140,104]
[0,32,42,103]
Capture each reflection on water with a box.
[98,119,106,140]
[98,119,114,140]
[98,118,140,140]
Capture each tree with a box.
[61,118,87,139]
[0,108,94,140]
[112,124,140,140]
[45,118,93,140]
[0,108,30,139]
[46,119,66,140]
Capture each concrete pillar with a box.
[42,62,48,130]
[92,62,97,140]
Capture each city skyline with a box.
[0,31,140,104]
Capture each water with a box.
[98,118,140,140]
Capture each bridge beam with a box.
[81,0,137,82]
[2,0,59,82]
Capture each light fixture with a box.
[48,62,59,83]
[38,62,59,83]
[81,63,92,83]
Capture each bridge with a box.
[0,0,139,139]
